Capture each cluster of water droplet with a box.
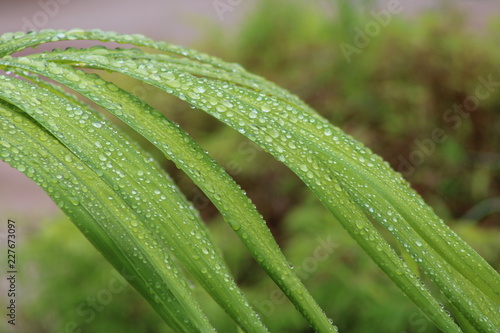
[2,29,498,331]
[0,53,272,331]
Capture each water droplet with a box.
[17,57,31,65]
[216,105,227,112]
[165,79,181,88]
[69,197,80,206]
[222,100,233,108]
[268,128,279,138]
[195,86,206,93]
[66,72,80,82]
[230,220,241,231]
[0,140,11,148]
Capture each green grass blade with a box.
[9,46,466,332]
[0,100,215,332]
[2,30,499,332]
[27,47,498,331]
[10,48,462,331]
[0,75,268,332]
[1,57,338,332]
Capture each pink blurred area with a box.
[0,161,59,220]
[0,0,253,43]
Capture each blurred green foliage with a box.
[17,217,168,333]
[18,0,499,332]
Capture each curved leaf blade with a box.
[0,99,215,332]
[2,30,499,332]
[0,74,267,332]
[2,56,337,332]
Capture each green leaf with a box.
[0,100,215,332]
[0,75,267,332]
[1,29,499,332]
[5,58,336,332]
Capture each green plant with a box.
[0,30,498,332]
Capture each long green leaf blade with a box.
[2,57,337,332]
[0,74,267,332]
[6,45,465,332]
[14,48,465,331]
[2,30,499,332]
[0,99,215,332]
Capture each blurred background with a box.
[0,0,499,332]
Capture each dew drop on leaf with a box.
[216,105,227,112]
[69,197,80,206]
